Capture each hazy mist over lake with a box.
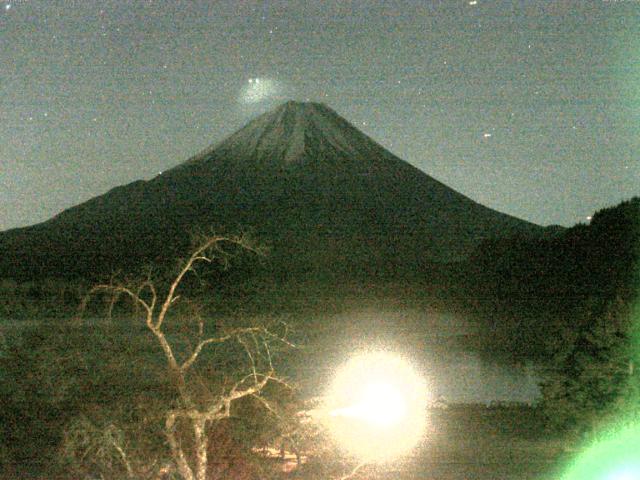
[296,306,542,404]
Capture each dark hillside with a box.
[462,197,640,359]
[0,101,542,281]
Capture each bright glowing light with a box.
[605,466,640,480]
[561,422,640,480]
[324,351,428,462]
[331,381,407,427]
[240,77,280,104]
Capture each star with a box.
[4,3,11,11]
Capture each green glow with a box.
[562,197,640,480]
[561,423,640,480]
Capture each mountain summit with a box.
[0,101,542,279]
[187,101,367,167]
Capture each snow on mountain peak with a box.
[188,101,370,167]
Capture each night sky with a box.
[1,0,638,231]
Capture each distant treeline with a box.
[462,197,639,359]
[0,278,87,319]
[462,197,640,434]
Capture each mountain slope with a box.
[0,101,543,280]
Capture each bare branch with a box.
[106,290,122,322]
[228,370,276,403]
[109,433,135,479]
[263,336,275,373]
[148,327,182,383]
[339,461,368,480]
[238,334,258,383]
[251,393,279,417]
[190,255,213,265]
[136,277,157,313]
[262,325,298,349]
[81,284,153,319]
[156,236,234,330]
[180,334,233,372]
[179,326,278,373]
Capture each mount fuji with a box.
[0,101,543,280]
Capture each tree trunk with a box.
[166,413,195,480]
[194,417,209,480]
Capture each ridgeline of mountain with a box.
[0,101,544,280]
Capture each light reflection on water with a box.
[299,307,542,404]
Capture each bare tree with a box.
[79,234,294,480]
[63,416,136,479]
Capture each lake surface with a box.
[298,306,542,404]
[1,305,544,405]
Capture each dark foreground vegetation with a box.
[0,198,638,479]
[463,198,640,436]
[395,404,570,480]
